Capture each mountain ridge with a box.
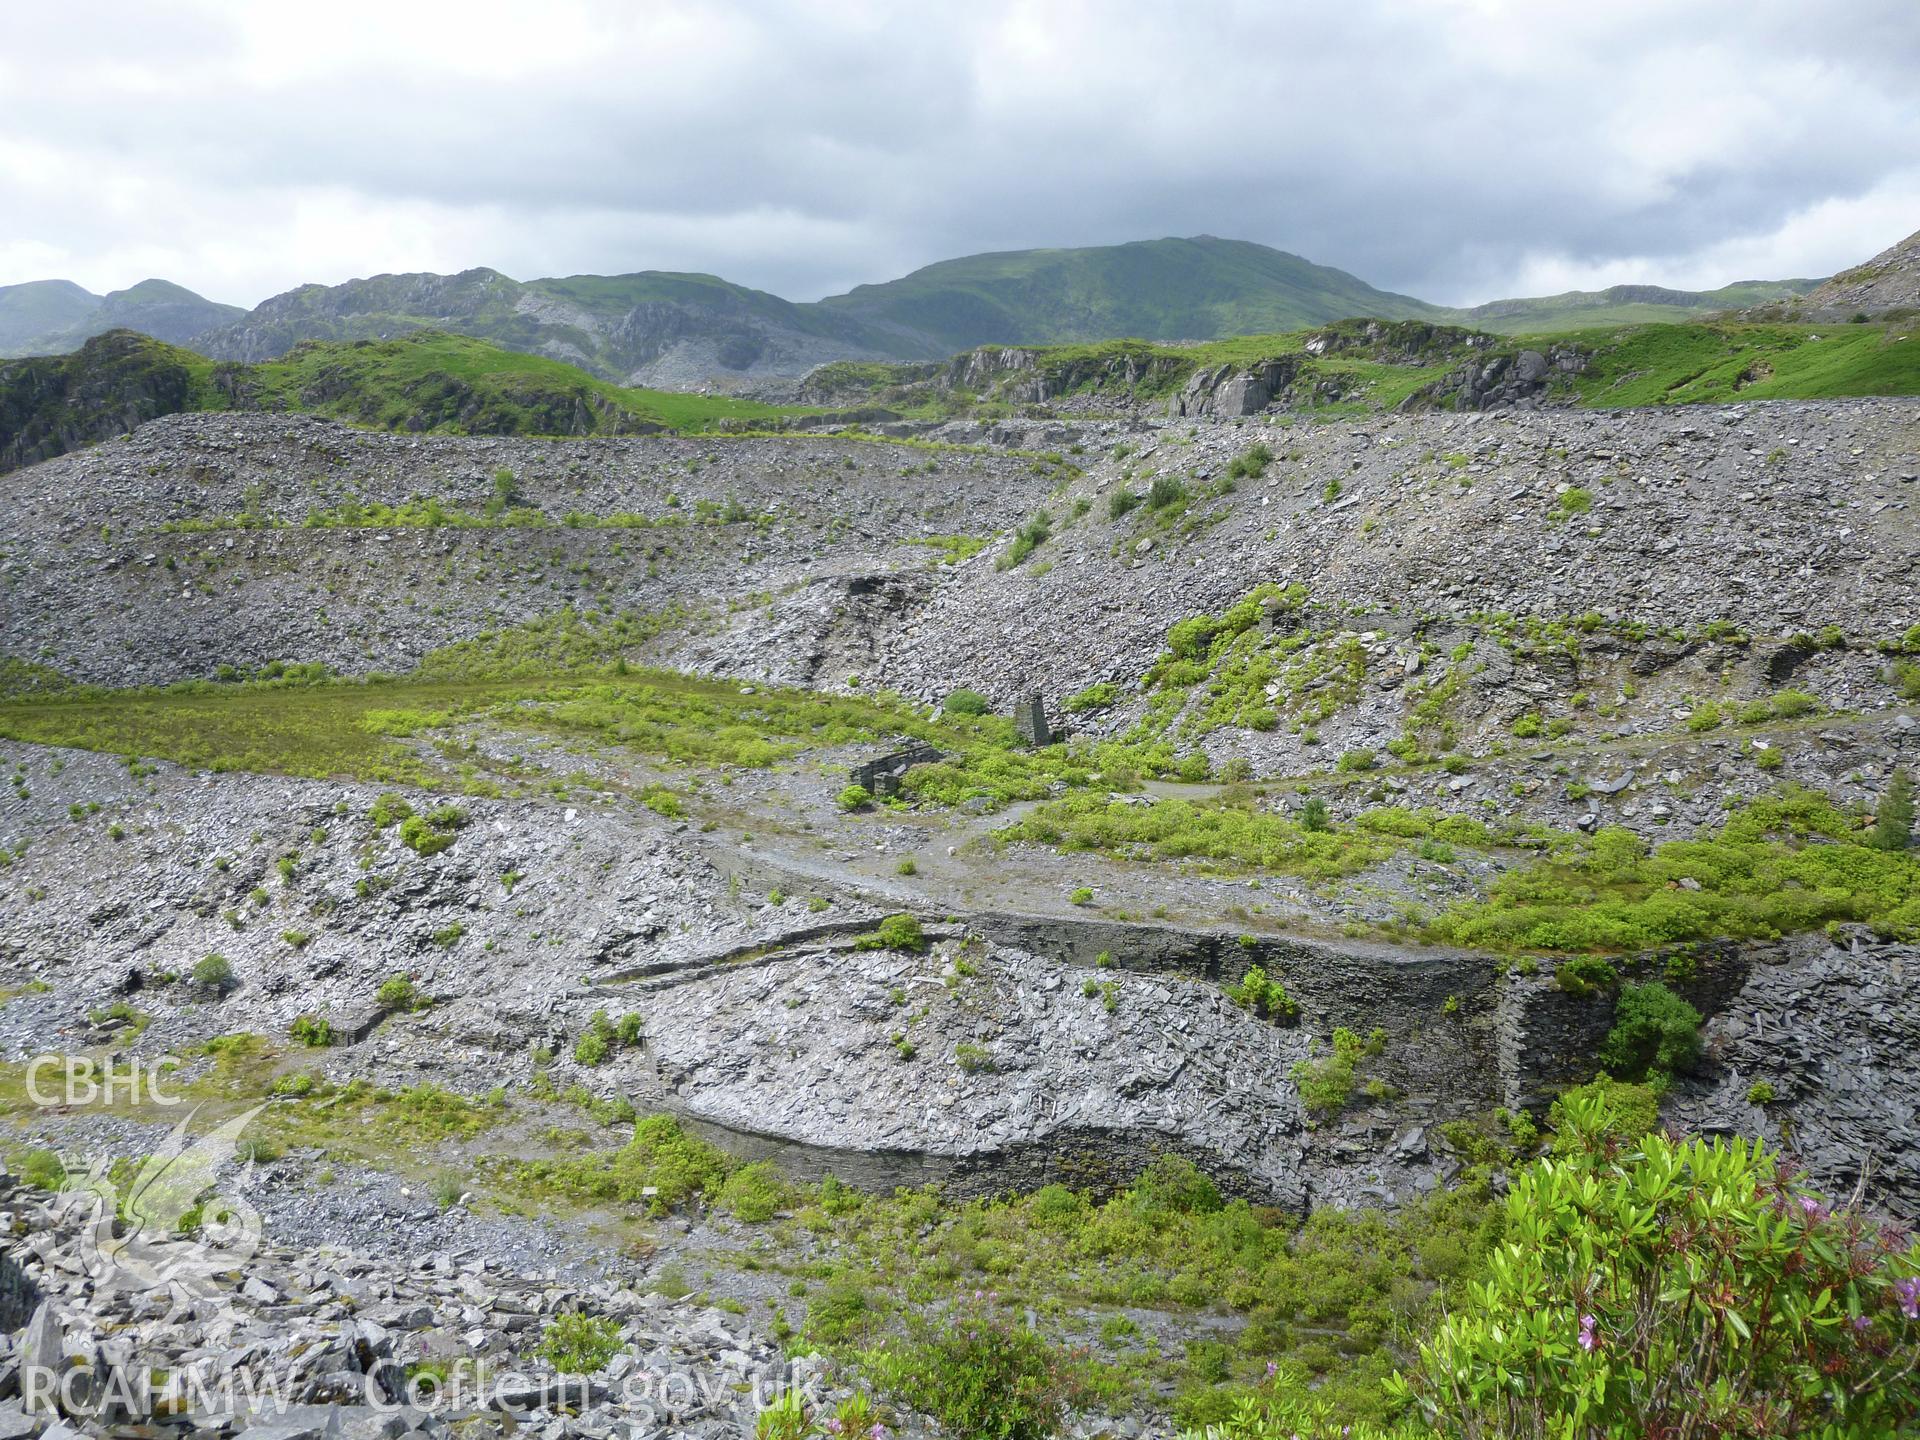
[0,276,244,357]
[0,234,1843,387]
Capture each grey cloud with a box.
[0,0,1914,307]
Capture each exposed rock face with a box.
[0,332,201,473]
[1402,344,1587,411]
[1781,227,1920,318]
[1668,936,1920,1212]
[1169,359,1298,417]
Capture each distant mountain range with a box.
[0,278,244,357]
[0,236,1831,387]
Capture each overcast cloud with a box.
[2,0,1916,308]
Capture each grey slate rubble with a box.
[0,1165,822,1440]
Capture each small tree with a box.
[1873,768,1914,851]
[1597,981,1702,1080]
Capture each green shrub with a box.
[1108,488,1141,520]
[572,1008,643,1067]
[954,1041,995,1074]
[12,1146,67,1191]
[290,1014,334,1048]
[399,805,465,856]
[1299,796,1330,832]
[1873,769,1913,851]
[1546,1076,1660,1154]
[369,792,414,829]
[861,1296,1086,1440]
[754,1387,811,1440]
[945,687,991,716]
[376,975,427,1012]
[1148,474,1188,510]
[1226,965,1298,1022]
[1511,712,1544,738]
[1553,955,1619,998]
[999,511,1054,568]
[1063,681,1117,713]
[717,1161,786,1222]
[1126,1154,1223,1216]
[1335,749,1377,773]
[854,914,926,953]
[1747,1079,1776,1105]
[1393,1092,1920,1439]
[1598,982,1702,1081]
[535,1312,623,1375]
[191,953,236,994]
[1290,1027,1368,1116]
[1685,701,1724,733]
[1226,442,1274,480]
[837,784,872,812]
[1068,886,1094,906]
[517,1114,728,1216]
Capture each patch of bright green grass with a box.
[245,331,819,434]
[1567,321,1920,407]
[1429,786,1920,951]
[1001,791,1396,881]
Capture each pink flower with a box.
[826,1423,844,1437]
[1264,1361,1278,1378]
[868,1427,889,1440]
[1797,1195,1830,1224]
[1577,1314,1599,1352]
[1895,1276,1920,1320]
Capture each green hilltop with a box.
[816,235,1448,350]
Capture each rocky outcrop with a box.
[1168,359,1300,417]
[1668,935,1920,1217]
[1758,227,1920,319]
[0,331,202,474]
[1402,344,1588,411]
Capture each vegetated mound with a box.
[0,330,820,476]
[0,330,212,473]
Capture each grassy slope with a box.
[1455,279,1822,335]
[0,280,103,354]
[245,332,812,432]
[1565,321,1920,406]
[0,330,817,472]
[830,317,1920,416]
[816,237,1448,351]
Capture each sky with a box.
[1,0,1916,309]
